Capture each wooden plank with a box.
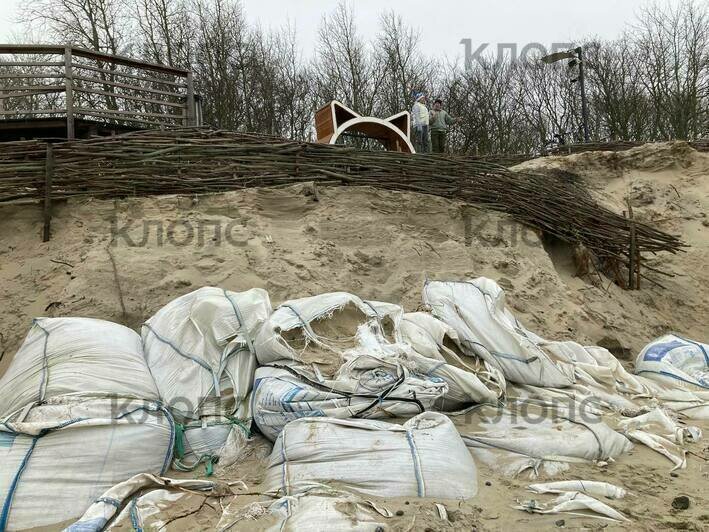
[0,84,66,91]
[43,143,54,242]
[74,109,178,127]
[70,62,187,87]
[0,44,65,55]
[0,61,65,67]
[0,87,65,99]
[71,62,186,88]
[0,44,189,76]
[72,75,184,98]
[74,107,183,119]
[73,86,185,107]
[0,108,65,115]
[0,74,64,79]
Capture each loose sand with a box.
[2,141,707,530]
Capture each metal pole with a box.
[576,46,590,143]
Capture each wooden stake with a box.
[626,199,636,290]
[42,144,54,242]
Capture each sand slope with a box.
[1,142,707,530]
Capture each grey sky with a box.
[0,0,685,61]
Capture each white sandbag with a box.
[253,346,503,441]
[515,491,628,522]
[616,407,702,443]
[399,312,507,406]
[66,473,223,532]
[633,376,709,419]
[422,278,576,388]
[0,317,158,419]
[218,488,392,532]
[528,481,626,500]
[143,286,271,419]
[174,415,251,472]
[263,412,477,499]
[461,405,633,477]
[399,312,461,361]
[268,491,391,532]
[635,334,709,390]
[142,287,271,466]
[251,364,443,441]
[0,399,174,531]
[251,294,504,440]
[253,292,402,371]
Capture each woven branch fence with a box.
[0,127,688,288]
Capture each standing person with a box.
[429,99,457,154]
[411,92,429,153]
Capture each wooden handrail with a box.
[0,43,199,135]
[0,44,189,76]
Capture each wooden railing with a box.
[0,44,200,138]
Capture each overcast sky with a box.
[0,0,684,61]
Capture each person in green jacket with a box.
[429,99,458,153]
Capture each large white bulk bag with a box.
[263,412,477,499]
[142,287,271,468]
[423,278,576,388]
[0,318,158,419]
[253,292,402,371]
[398,312,506,405]
[252,364,445,441]
[635,334,708,390]
[0,399,174,531]
[253,339,505,441]
[461,405,633,477]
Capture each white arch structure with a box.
[314,100,415,153]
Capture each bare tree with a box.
[313,0,380,115]
[23,0,130,55]
[374,11,433,117]
[132,0,193,68]
[633,1,709,140]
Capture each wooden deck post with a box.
[64,46,75,139]
[186,71,196,126]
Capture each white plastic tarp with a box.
[263,412,477,499]
[0,317,158,419]
[422,278,576,388]
[0,399,174,531]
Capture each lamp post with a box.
[541,46,590,143]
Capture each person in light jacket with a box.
[411,92,429,153]
[429,99,458,153]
